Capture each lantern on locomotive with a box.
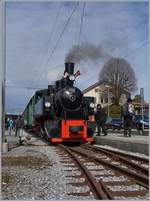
[34,62,96,143]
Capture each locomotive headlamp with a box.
[69,75,75,81]
[45,102,51,107]
[90,102,95,108]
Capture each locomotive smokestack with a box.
[65,62,74,75]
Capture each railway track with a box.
[81,144,149,176]
[58,144,149,200]
[84,145,148,163]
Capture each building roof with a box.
[83,81,131,96]
[83,81,103,93]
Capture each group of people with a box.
[6,117,24,137]
[94,98,135,137]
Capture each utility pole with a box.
[105,85,110,117]
[1,1,7,152]
[140,88,144,130]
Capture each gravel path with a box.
[2,144,95,200]
[2,133,148,200]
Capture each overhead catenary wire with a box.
[7,3,82,115]
[5,85,45,90]
[33,3,147,90]
[78,2,86,45]
[7,63,64,91]
[81,10,147,56]
[34,2,79,87]
[7,4,148,115]
[74,2,80,46]
[110,19,148,56]
[79,40,149,88]
[13,3,79,115]
[77,8,148,88]
[123,40,149,58]
[32,3,63,87]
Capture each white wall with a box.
[83,85,107,106]
[83,84,128,108]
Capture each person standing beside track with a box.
[8,118,14,136]
[122,98,135,137]
[94,104,107,136]
[15,117,24,137]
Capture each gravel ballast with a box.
[2,134,148,200]
[2,145,95,200]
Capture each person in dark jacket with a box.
[122,98,135,137]
[15,117,24,136]
[94,104,107,136]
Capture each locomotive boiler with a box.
[23,62,96,143]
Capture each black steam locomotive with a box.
[22,62,96,143]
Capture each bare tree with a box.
[99,57,137,105]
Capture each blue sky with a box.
[5,1,148,114]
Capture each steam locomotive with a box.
[22,62,96,143]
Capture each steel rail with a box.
[81,145,149,176]
[85,145,148,163]
[59,144,114,200]
[69,147,149,189]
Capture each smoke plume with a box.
[65,42,109,63]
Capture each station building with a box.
[83,81,149,116]
[83,81,130,107]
